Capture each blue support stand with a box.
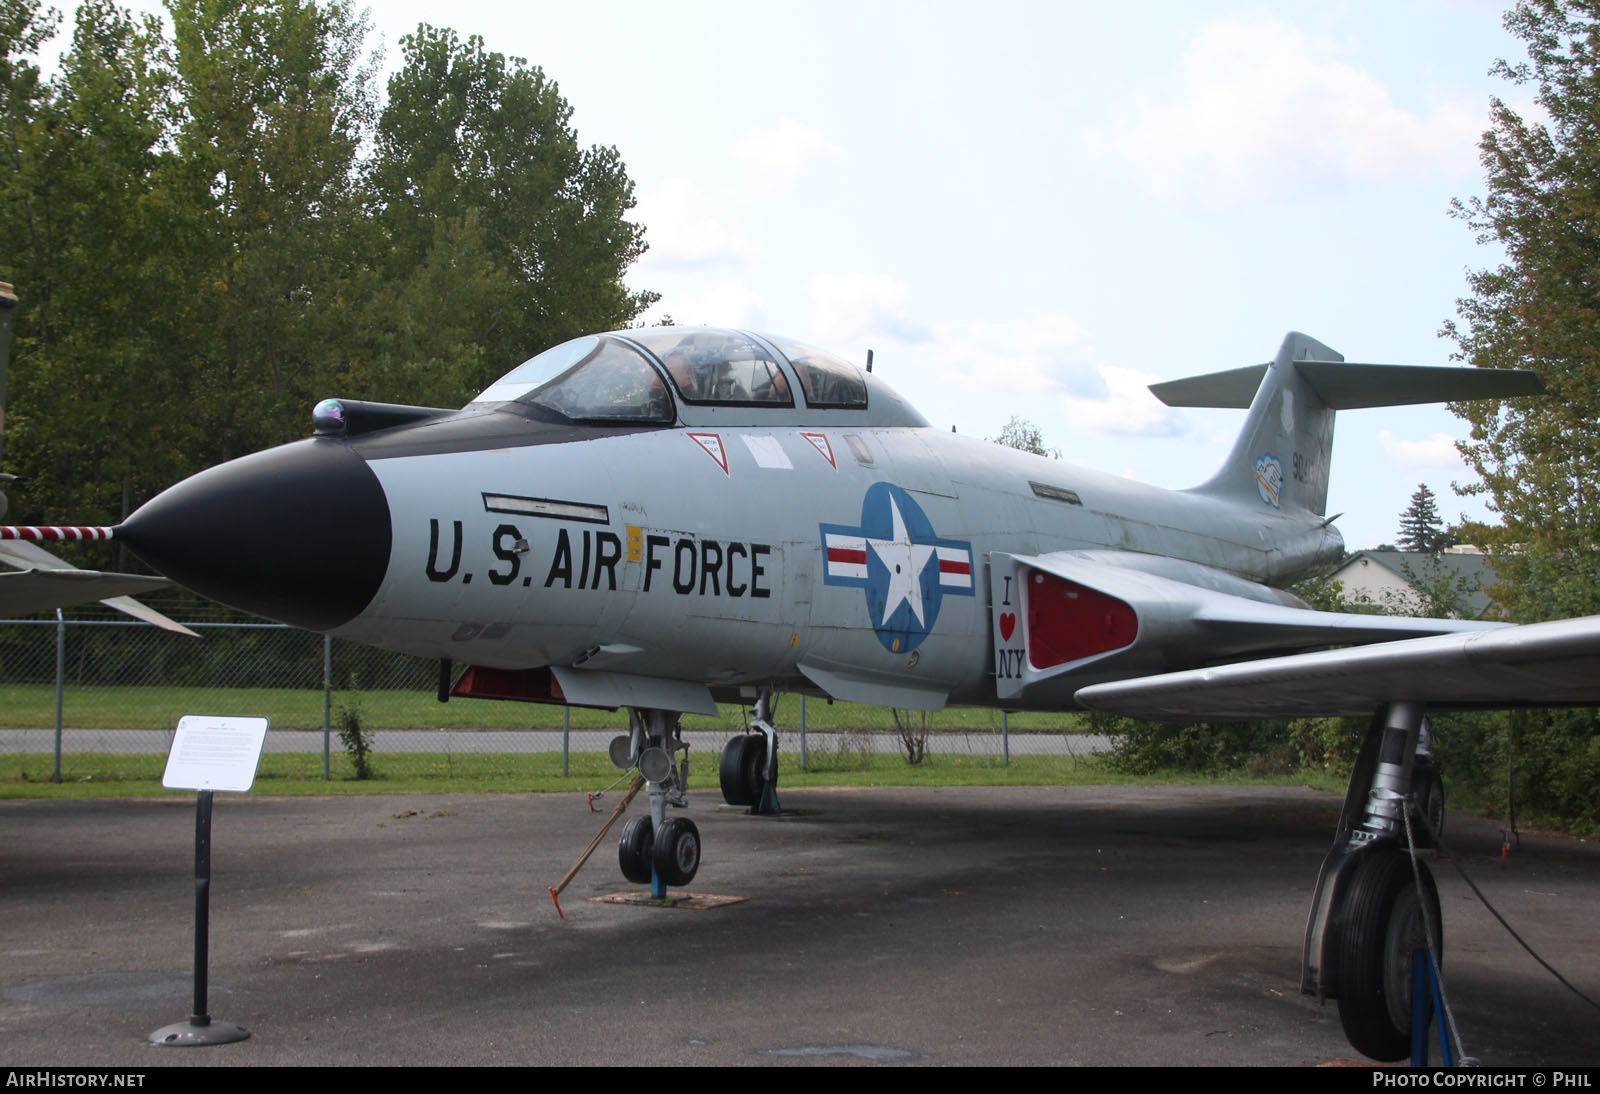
[755,779,781,816]
[1409,949,1452,1068]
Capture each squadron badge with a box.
[1255,453,1283,509]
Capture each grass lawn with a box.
[0,749,1345,799]
[0,683,1094,733]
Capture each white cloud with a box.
[876,310,1185,439]
[1063,364,1186,438]
[1379,430,1463,470]
[735,118,844,195]
[808,272,926,344]
[1086,14,1483,208]
[633,178,762,269]
[805,283,1182,440]
[921,315,1102,398]
[645,282,768,329]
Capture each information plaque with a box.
[161,715,269,793]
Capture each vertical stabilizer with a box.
[1182,332,1339,517]
[1148,332,1548,520]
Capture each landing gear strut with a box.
[1303,703,1447,1061]
[719,691,781,814]
[610,708,699,896]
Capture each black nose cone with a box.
[120,440,392,631]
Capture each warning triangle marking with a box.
[688,432,729,475]
[799,432,836,470]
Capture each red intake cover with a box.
[1026,569,1139,668]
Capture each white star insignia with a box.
[866,495,936,627]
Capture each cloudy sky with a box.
[149,1,1540,549]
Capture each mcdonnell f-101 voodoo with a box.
[21,324,1599,1061]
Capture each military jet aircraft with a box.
[25,324,1599,1061]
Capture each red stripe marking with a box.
[827,547,867,566]
[938,559,970,575]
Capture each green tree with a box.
[0,2,657,541]
[1396,483,1454,553]
[990,415,1060,458]
[0,1,59,278]
[0,1,189,537]
[361,25,654,404]
[166,0,376,463]
[1442,0,1600,830]
[1444,0,1600,622]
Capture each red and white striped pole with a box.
[0,526,117,542]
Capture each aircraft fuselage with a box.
[333,420,1340,709]
[118,326,1366,714]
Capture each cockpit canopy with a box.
[471,334,672,421]
[469,327,881,423]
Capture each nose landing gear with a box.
[609,708,699,897]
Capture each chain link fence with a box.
[0,611,1106,786]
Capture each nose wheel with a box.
[610,708,701,895]
[618,815,654,884]
[653,817,701,886]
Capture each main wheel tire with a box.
[1411,763,1446,846]
[1330,845,1442,1061]
[652,817,701,886]
[719,735,765,806]
[618,815,654,884]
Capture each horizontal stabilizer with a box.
[1148,364,1268,408]
[1152,361,1544,410]
[1075,614,1600,720]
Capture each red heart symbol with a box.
[999,612,1016,640]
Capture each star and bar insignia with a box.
[820,482,974,653]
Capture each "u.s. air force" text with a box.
[423,520,771,598]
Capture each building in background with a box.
[1329,546,1497,618]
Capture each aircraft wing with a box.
[1073,614,1600,720]
[0,538,197,637]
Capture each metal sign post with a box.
[149,715,268,1047]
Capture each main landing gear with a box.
[719,691,781,815]
[1303,703,1448,1061]
[610,708,700,897]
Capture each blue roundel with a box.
[819,482,975,653]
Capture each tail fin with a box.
[1153,332,1339,516]
[1150,332,1546,518]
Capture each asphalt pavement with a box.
[2,785,1597,1066]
